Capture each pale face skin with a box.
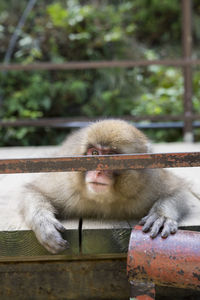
[85,146,115,194]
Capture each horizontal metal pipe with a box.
[0,118,200,129]
[136,121,200,129]
[1,59,200,71]
[0,152,199,174]
[127,225,200,290]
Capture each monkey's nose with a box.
[96,170,113,177]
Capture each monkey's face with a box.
[78,119,150,201]
[85,146,116,195]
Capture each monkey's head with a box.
[77,119,150,201]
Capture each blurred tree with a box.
[0,0,199,145]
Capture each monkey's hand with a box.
[33,216,70,254]
[139,212,178,238]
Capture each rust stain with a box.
[193,273,200,281]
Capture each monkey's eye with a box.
[87,148,99,155]
[91,149,99,155]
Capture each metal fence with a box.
[0,0,199,142]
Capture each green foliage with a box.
[193,68,200,114]
[133,66,183,116]
[0,0,200,145]
[130,0,181,46]
[47,3,69,27]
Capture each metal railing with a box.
[0,152,200,174]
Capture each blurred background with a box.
[0,0,200,146]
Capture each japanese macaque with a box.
[20,119,198,253]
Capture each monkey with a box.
[20,119,200,254]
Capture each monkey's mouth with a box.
[87,182,110,193]
[89,182,108,186]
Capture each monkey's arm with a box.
[20,186,69,254]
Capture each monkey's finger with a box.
[36,223,70,254]
[142,213,158,232]
[139,215,149,225]
[43,234,70,254]
[43,240,69,254]
[161,219,178,238]
[54,221,67,233]
[53,229,70,249]
[57,238,70,248]
[150,216,165,238]
[170,222,178,234]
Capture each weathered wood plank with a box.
[81,219,136,254]
[0,220,79,261]
[0,219,133,261]
[0,220,131,262]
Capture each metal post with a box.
[182,0,194,142]
[130,280,155,300]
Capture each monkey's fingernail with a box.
[150,229,159,238]
[142,226,150,232]
[65,242,70,248]
[161,232,168,238]
[150,232,156,238]
[60,240,70,248]
[60,227,67,233]
[139,216,148,225]
[150,234,156,239]
[139,220,144,225]
[56,224,67,232]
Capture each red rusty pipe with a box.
[127,225,200,290]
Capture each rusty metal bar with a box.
[0,115,200,126]
[0,118,91,128]
[1,118,200,129]
[182,0,194,142]
[0,152,199,174]
[1,59,200,72]
[127,225,200,291]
